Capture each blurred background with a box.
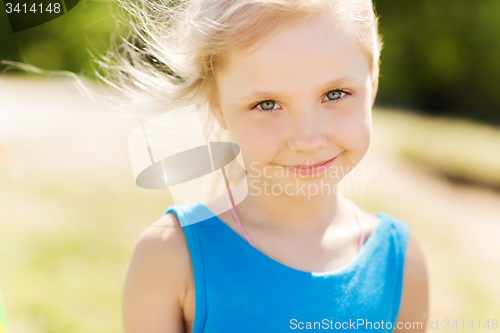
[0,0,499,332]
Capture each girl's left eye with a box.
[322,90,347,102]
[252,100,281,113]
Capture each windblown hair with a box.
[100,0,382,124]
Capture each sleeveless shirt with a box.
[163,202,410,332]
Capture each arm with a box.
[394,233,429,332]
[122,213,192,333]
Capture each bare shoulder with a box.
[136,212,191,258]
[358,209,381,242]
[122,212,193,333]
[132,213,192,284]
[394,232,429,332]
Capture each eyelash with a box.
[250,89,352,113]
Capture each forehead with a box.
[216,15,371,96]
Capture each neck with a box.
[231,178,350,232]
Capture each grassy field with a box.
[0,174,171,333]
[1,77,499,332]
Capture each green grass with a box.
[0,173,172,333]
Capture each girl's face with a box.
[214,15,378,200]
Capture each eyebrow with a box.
[238,76,357,101]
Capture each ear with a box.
[370,75,379,107]
[213,102,228,130]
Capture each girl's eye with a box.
[253,100,280,112]
[323,90,347,102]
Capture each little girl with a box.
[113,0,429,331]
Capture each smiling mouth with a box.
[282,155,338,169]
[287,157,336,168]
[276,155,339,176]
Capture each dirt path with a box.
[0,76,131,184]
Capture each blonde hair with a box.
[100,0,382,125]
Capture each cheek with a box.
[352,104,372,155]
[328,99,372,155]
[225,115,283,164]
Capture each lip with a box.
[280,155,338,176]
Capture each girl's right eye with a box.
[252,100,280,113]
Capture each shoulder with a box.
[129,213,192,286]
[395,232,429,332]
[122,212,192,333]
[134,212,191,262]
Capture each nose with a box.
[286,110,327,154]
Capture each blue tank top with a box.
[163,202,410,332]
